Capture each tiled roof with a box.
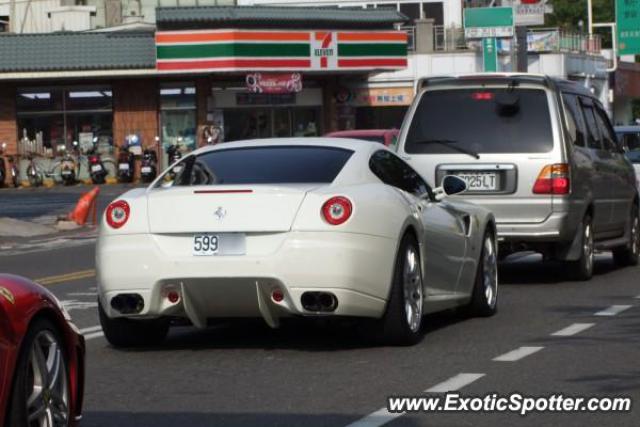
[0,31,155,72]
[156,6,407,29]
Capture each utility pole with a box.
[9,0,15,32]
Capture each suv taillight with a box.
[532,164,570,195]
[322,197,352,225]
[105,200,130,229]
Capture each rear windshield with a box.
[405,88,554,154]
[175,146,354,186]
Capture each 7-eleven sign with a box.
[312,32,337,69]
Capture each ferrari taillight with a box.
[322,196,353,225]
[532,164,570,195]
[105,200,130,229]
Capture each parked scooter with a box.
[26,153,43,187]
[6,151,19,188]
[0,143,6,187]
[88,138,107,184]
[60,144,77,186]
[140,136,159,183]
[165,138,184,180]
[117,139,135,183]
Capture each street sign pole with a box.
[464,7,514,73]
[483,37,498,72]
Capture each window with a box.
[399,3,421,24]
[561,93,586,148]
[160,83,197,155]
[16,86,113,153]
[594,106,618,153]
[423,2,444,26]
[579,98,602,150]
[176,146,353,186]
[405,88,554,154]
[619,131,640,164]
[369,150,431,198]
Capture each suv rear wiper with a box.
[412,139,481,159]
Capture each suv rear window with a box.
[405,88,554,154]
[175,146,353,186]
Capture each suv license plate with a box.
[456,173,498,191]
[193,234,219,256]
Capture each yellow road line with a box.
[35,269,96,285]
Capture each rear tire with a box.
[98,300,169,348]
[368,234,424,346]
[612,205,640,267]
[467,230,498,317]
[567,215,594,281]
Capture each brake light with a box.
[533,164,570,194]
[90,156,98,164]
[105,200,130,229]
[322,196,352,225]
[471,92,494,101]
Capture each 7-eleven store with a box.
[154,6,409,143]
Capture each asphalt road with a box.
[0,188,639,427]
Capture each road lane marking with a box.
[635,295,640,299]
[345,373,485,427]
[594,305,632,316]
[79,326,102,334]
[493,346,544,362]
[84,332,104,341]
[67,292,97,297]
[35,269,96,285]
[344,407,403,427]
[425,373,486,393]
[551,323,595,337]
[61,300,98,312]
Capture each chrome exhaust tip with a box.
[110,293,144,315]
[301,292,338,312]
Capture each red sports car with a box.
[0,274,85,427]
[324,129,400,147]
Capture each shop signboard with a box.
[246,73,302,94]
[464,7,514,39]
[510,0,548,26]
[342,87,414,107]
[156,30,407,73]
[617,0,640,56]
[482,37,499,72]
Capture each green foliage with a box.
[546,0,615,46]
[546,0,615,29]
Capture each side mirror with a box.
[433,175,467,201]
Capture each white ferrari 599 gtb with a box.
[97,138,498,347]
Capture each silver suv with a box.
[397,74,639,280]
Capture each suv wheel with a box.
[567,216,594,281]
[613,205,640,267]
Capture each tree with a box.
[546,0,614,30]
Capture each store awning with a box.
[156,7,408,74]
[156,29,408,73]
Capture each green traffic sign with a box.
[483,37,499,72]
[617,0,640,55]
[464,7,514,39]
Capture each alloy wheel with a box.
[584,222,594,275]
[630,212,639,258]
[483,235,498,309]
[403,246,423,333]
[26,330,69,427]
